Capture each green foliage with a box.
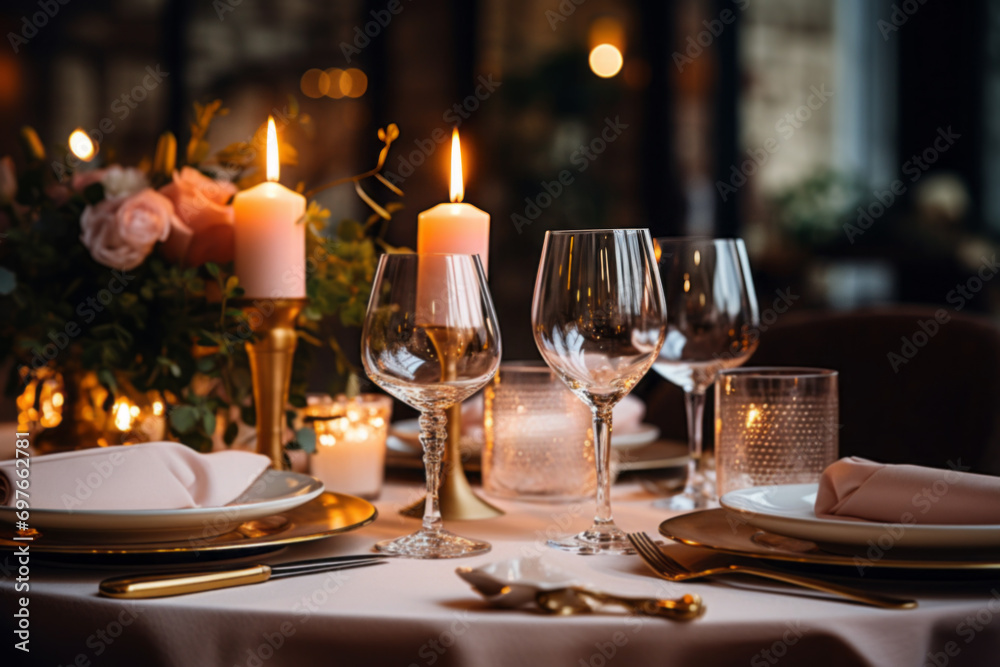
[0,109,404,451]
[773,169,865,246]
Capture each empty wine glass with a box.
[651,238,759,510]
[532,229,666,554]
[361,254,501,558]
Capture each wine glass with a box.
[651,238,760,510]
[361,254,501,558]
[532,229,666,554]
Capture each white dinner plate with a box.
[720,483,1000,550]
[0,469,324,539]
[388,419,660,452]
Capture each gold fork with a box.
[627,532,917,610]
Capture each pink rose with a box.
[80,189,177,270]
[0,156,17,203]
[159,167,237,266]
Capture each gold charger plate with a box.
[0,492,376,562]
[660,509,1000,571]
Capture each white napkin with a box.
[0,441,271,511]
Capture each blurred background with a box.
[1,0,997,374]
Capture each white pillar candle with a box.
[233,117,307,299]
[415,128,490,327]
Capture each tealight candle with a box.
[306,394,392,499]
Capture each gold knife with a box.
[99,554,388,599]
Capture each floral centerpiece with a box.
[0,100,404,452]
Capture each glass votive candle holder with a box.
[482,362,596,502]
[306,394,392,499]
[716,367,839,497]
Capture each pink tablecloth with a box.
[4,482,1000,667]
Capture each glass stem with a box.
[683,389,707,496]
[419,408,447,533]
[592,406,614,527]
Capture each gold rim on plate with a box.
[660,509,1000,570]
[0,492,376,555]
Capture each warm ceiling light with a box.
[589,43,624,78]
[68,128,96,161]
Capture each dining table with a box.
[6,473,1000,667]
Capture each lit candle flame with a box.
[113,399,133,431]
[266,116,279,182]
[68,129,96,162]
[449,127,464,203]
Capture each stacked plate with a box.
[0,470,377,564]
[659,483,1000,572]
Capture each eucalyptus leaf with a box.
[294,426,316,454]
[170,405,198,433]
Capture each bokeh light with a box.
[68,128,96,161]
[588,16,625,51]
[300,68,330,98]
[343,68,368,98]
[589,44,624,78]
[325,68,345,98]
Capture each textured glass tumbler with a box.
[482,363,596,502]
[716,368,838,497]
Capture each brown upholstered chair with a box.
[643,307,1000,474]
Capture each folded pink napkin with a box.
[0,442,270,511]
[815,457,1000,524]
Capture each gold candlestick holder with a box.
[400,404,504,520]
[239,298,306,470]
[399,329,503,520]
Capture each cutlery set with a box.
[96,535,919,615]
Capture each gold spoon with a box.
[535,587,705,621]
